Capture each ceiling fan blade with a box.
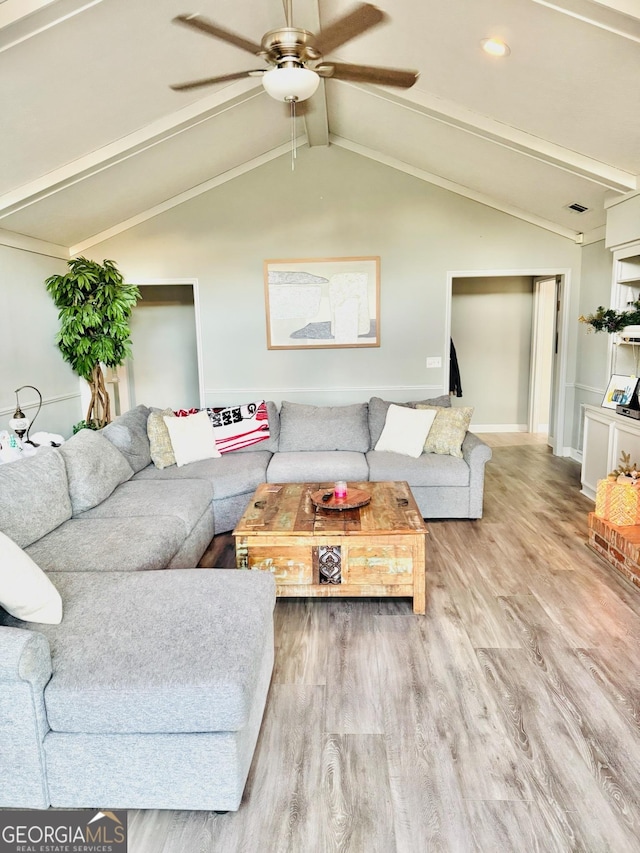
[173,14,263,56]
[170,70,264,91]
[314,3,387,56]
[317,61,418,88]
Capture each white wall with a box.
[574,240,613,450]
[0,244,81,437]
[85,146,582,444]
[451,277,534,428]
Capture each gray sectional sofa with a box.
[0,394,491,811]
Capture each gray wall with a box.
[0,244,81,437]
[451,276,534,428]
[127,284,199,410]
[86,146,582,444]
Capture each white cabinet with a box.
[581,405,640,500]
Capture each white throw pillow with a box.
[163,411,221,467]
[374,404,437,458]
[0,531,63,624]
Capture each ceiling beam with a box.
[339,81,636,193]
[529,0,640,42]
[0,0,103,52]
[0,0,61,28]
[0,79,265,220]
[70,140,300,255]
[303,80,330,148]
[297,0,330,147]
[0,227,69,259]
[331,135,582,242]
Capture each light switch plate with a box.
[426,356,442,368]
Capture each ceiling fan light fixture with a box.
[261,66,320,102]
[481,37,510,57]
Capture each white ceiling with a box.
[1,0,639,255]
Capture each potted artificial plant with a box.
[46,257,140,429]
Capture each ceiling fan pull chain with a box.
[290,98,296,171]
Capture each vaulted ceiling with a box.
[2,0,639,257]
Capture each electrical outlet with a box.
[426,356,442,368]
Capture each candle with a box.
[334,481,347,499]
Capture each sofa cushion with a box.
[368,395,451,447]
[417,405,474,458]
[78,480,212,535]
[133,450,271,500]
[102,405,152,473]
[29,569,276,734]
[278,401,370,452]
[58,430,134,515]
[147,408,176,469]
[0,449,72,548]
[267,450,369,483]
[0,531,62,624]
[25,516,187,573]
[164,411,221,466]
[366,450,470,487]
[374,405,437,458]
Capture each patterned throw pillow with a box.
[206,401,270,453]
[147,408,176,469]
[175,401,270,454]
[417,405,474,457]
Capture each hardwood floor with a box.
[130,441,640,852]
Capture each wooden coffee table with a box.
[233,481,427,614]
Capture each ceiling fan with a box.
[169,2,419,103]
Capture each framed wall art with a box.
[264,256,380,349]
[601,374,639,409]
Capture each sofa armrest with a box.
[0,626,52,684]
[461,432,492,518]
[0,626,52,807]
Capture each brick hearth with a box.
[588,513,640,590]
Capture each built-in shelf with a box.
[618,255,640,283]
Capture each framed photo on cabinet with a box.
[601,374,639,409]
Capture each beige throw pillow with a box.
[417,405,474,457]
[375,404,437,458]
[163,411,221,467]
[0,531,62,624]
[147,408,176,469]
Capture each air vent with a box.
[566,202,589,213]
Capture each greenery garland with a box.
[579,300,640,333]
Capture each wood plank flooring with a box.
[129,439,640,852]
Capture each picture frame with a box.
[601,374,639,409]
[264,256,380,349]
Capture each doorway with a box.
[111,280,204,413]
[528,276,558,438]
[447,269,566,454]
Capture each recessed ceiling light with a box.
[481,38,511,57]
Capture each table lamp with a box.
[9,385,42,446]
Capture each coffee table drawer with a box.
[236,541,313,584]
[342,544,415,585]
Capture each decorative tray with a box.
[309,487,371,511]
